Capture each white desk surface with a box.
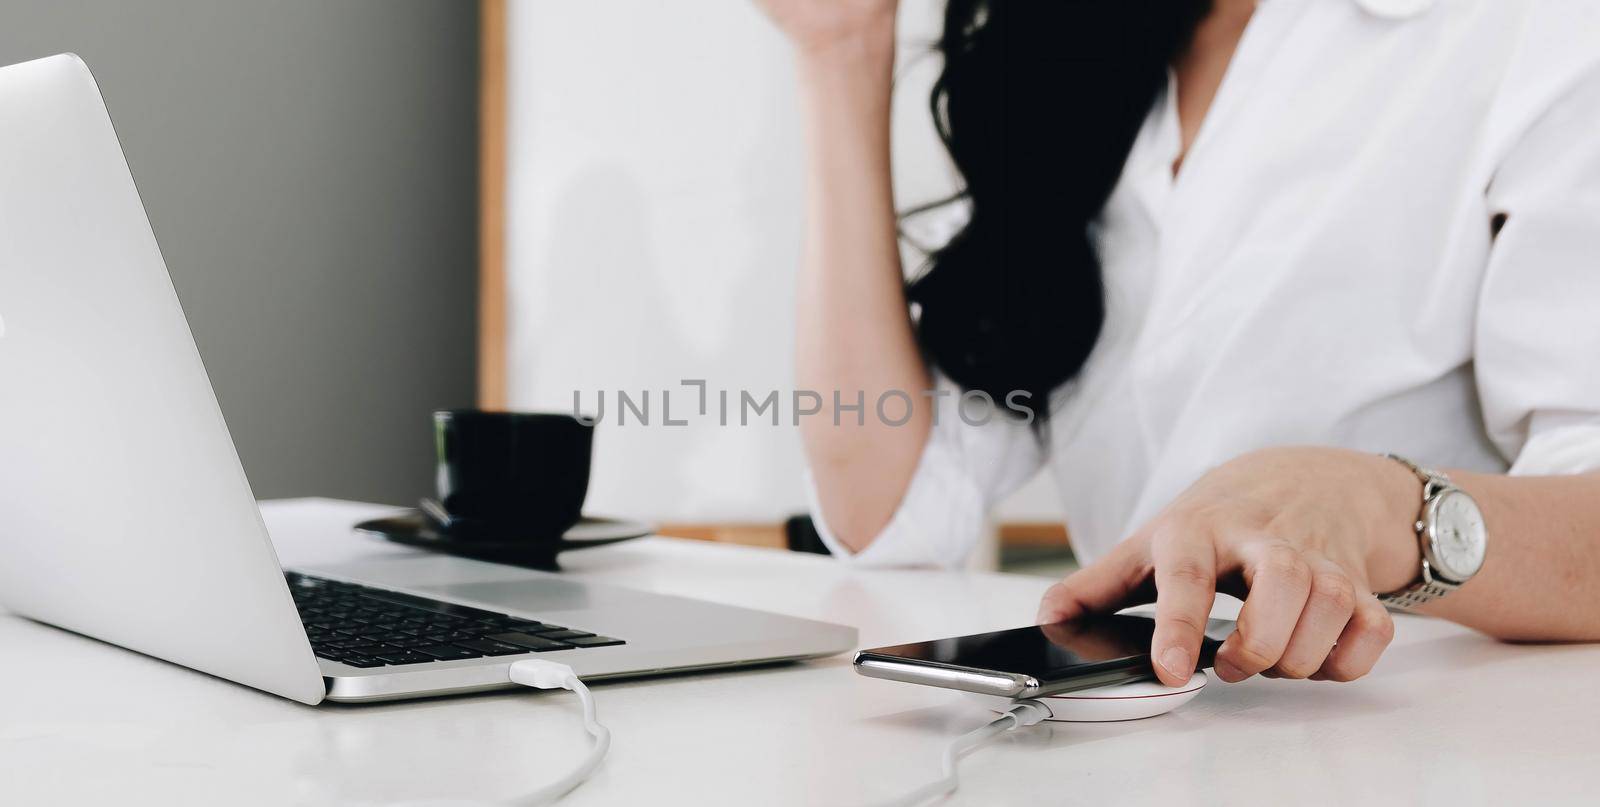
[3,498,1598,806]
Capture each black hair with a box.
[906,0,1210,423]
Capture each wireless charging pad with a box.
[971,671,1208,722]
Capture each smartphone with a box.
[853,614,1237,699]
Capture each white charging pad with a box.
[970,671,1208,722]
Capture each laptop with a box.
[0,54,856,705]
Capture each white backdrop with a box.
[505,0,1059,524]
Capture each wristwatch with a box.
[1376,454,1488,611]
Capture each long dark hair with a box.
[906,1,1209,422]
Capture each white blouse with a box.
[808,0,1600,568]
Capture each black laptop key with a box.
[340,656,385,668]
[537,629,594,642]
[453,639,532,656]
[502,622,544,632]
[417,644,482,661]
[529,624,568,634]
[564,635,625,648]
[373,650,434,665]
[487,632,573,652]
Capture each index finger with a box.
[1036,537,1149,625]
[1149,526,1219,686]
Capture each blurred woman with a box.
[757,0,1600,686]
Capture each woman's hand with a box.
[1038,447,1425,686]
[753,0,899,55]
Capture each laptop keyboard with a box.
[286,572,624,669]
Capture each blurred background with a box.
[0,0,479,505]
[0,0,1069,573]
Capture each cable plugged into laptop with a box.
[507,660,612,804]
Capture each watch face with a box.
[1427,490,1487,581]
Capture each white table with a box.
[3,499,1597,806]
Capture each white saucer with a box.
[971,671,1208,722]
[1354,0,1435,20]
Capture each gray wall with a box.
[0,1,479,505]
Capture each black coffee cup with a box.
[431,410,594,543]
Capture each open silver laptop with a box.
[0,54,855,704]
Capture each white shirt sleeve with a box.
[804,376,1047,568]
[1478,59,1600,476]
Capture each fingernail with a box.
[1214,659,1244,682]
[1159,647,1192,682]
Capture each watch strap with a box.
[1382,453,1453,499]
[1377,574,1459,612]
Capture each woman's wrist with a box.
[791,14,897,76]
[792,17,897,185]
[1365,453,1427,593]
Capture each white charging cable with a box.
[875,699,1053,807]
[506,659,612,805]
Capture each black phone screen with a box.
[859,614,1236,682]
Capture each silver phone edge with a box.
[852,653,1173,699]
[852,653,1037,698]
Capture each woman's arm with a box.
[1423,470,1600,641]
[759,1,932,551]
[1038,448,1600,689]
